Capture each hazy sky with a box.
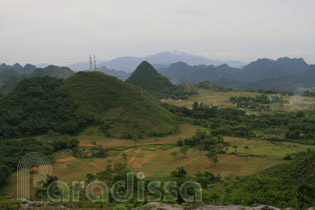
[1,0,314,65]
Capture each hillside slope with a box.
[64,71,177,138]
[219,151,315,209]
[126,61,191,99]
[0,77,89,138]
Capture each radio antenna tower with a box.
[89,55,93,71]
[94,55,97,71]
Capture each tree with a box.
[244,145,250,160]
[213,155,219,167]
[95,148,109,158]
[40,174,58,187]
[170,151,178,159]
[121,152,127,161]
[179,146,189,156]
[197,145,203,154]
[68,138,79,149]
[97,164,113,181]
[206,151,217,167]
[86,173,96,183]
[233,145,238,153]
[171,167,187,178]
[133,137,139,147]
[177,138,183,146]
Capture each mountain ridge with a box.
[126,61,193,99]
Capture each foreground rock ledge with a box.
[133,202,314,210]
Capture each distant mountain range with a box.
[97,66,130,81]
[2,54,314,93]
[0,65,74,95]
[0,63,37,87]
[66,51,245,72]
[156,57,315,91]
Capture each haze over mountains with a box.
[1,51,315,93]
[156,57,314,91]
[0,64,74,95]
[64,51,314,91]
[67,51,245,72]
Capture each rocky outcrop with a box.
[133,202,283,210]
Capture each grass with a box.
[141,145,158,151]
[53,150,73,160]
[2,88,314,198]
[163,89,315,113]
[224,137,315,158]
[47,134,315,185]
[109,146,131,151]
[77,123,201,148]
[159,144,176,150]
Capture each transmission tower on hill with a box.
[89,55,93,71]
[94,55,97,71]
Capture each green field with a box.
[165,88,315,113]
[1,88,315,203]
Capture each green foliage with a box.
[170,167,187,178]
[0,200,20,210]
[0,76,91,138]
[164,101,315,142]
[30,65,74,79]
[64,71,178,138]
[195,171,221,188]
[179,145,189,156]
[0,65,74,95]
[141,145,158,151]
[303,89,315,97]
[230,95,271,111]
[194,81,232,92]
[0,138,57,186]
[170,151,178,158]
[160,144,176,150]
[121,152,127,160]
[114,204,128,210]
[126,61,194,99]
[204,151,315,209]
[109,146,131,151]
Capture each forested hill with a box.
[218,151,315,209]
[0,76,89,138]
[126,61,193,99]
[0,65,74,95]
[63,71,177,138]
[0,72,177,139]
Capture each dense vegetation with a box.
[126,61,194,99]
[204,151,315,209]
[0,77,91,139]
[162,102,315,143]
[194,81,232,92]
[0,134,79,187]
[304,90,315,97]
[0,65,74,95]
[230,95,273,111]
[0,71,178,139]
[64,71,178,138]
